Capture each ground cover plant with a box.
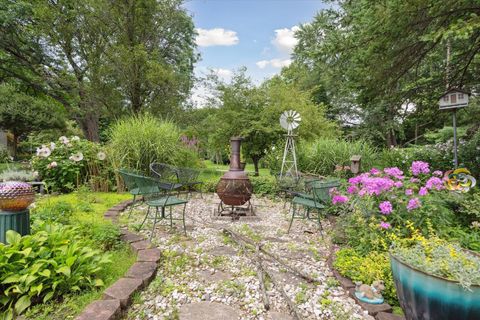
[0,192,134,319]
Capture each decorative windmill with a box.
[280,110,301,177]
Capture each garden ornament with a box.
[279,110,301,178]
[444,168,476,193]
[354,280,385,304]
[0,181,35,211]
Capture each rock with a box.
[75,299,121,320]
[208,245,238,257]
[376,312,406,320]
[197,270,232,283]
[130,240,152,252]
[120,231,145,244]
[103,278,143,307]
[179,302,240,320]
[125,262,157,285]
[137,248,161,263]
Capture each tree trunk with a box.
[79,113,100,142]
[252,156,260,176]
[386,128,397,147]
[11,132,18,160]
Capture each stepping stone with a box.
[376,312,406,320]
[103,278,143,307]
[197,270,232,283]
[125,262,157,285]
[267,311,294,320]
[75,300,121,320]
[137,248,161,262]
[179,302,240,320]
[208,245,237,257]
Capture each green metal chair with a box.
[149,163,183,192]
[133,173,188,239]
[118,168,153,217]
[176,167,203,199]
[287,179,341,236]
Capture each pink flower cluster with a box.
[379,201,393,215]
[407,198,421,211]
[332,195,349,204]
[379,221,391,229]
[384,167,404,179]
[425,177,444,191]
[411,161,430,176]
[348,173,396,196]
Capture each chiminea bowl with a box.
[0,181,35,211]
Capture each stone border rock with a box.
[76,199,161,320]
[327,244,406,320]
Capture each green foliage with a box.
[108,114,199,178]
[78,223,122,251]
[334,248,397,305]
[31,136,111,193]
[284,138,377,177]
[0,169,37,182]
[31,201,74,225]
[0,225,110,318]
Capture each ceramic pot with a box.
[390,253,480,320]
[0,181,35,211]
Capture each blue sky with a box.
[183,0,327,105]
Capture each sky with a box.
[183,0,327,106]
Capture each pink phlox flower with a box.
[394,181,403,188]
[418,187,428,196]
[370,168,381,175]
[379,201,393,215]
[411,161,430,176]
[332,195,349,205]
[425,177,444,191]
[384,167,404,179]
[348,173,370,185]
[410,177,420,184]
[433,170,443,177]
[347,185,358,194]
[405,189,413,196]
[379,221,391,229]
[407,198,421,211]
[362,177,395,195]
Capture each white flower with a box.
[71,136,80,141]
[67,143,73,148]
[32,171,39,178]
[69,152,84,162]
[47,161,58,169]
[97,151,106,161]
[50,142,56,150]
[36,146,51,158]
[59,136,69,144]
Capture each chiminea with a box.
[216,137,252,206]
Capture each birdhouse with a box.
[439,89,470,110]
[350,155,362,174]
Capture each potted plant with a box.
[389,228,480,320]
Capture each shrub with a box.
[296,139,377,177]
[30,200,74,225]
[0,169,37,182]
[0,225,109,319]
[78,222,122,251]
[108,114,200,188]
[334,248,397,305]
[31,136,112,192]
[250,175,277,196]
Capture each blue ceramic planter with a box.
[390,253,480,320]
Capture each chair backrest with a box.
[276,174,302,191]
[130,173,160,195]
[150,162,179,183]
[118,169,139,190]
[311,180,341,205]
[176,167,200,184]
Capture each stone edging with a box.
[327,245,406,320]
[76,199,161,320]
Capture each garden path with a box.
[121,194,373,320]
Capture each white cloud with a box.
[196,28,239,47]
[256,59,292,69]
[212,68,233,81]
[271,26,300,54]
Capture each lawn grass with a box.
[24,192,135,320]
[199,160,271,180]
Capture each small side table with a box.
[0,209,30,244]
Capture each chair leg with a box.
[182,203,187,235]
[140,205,150,230]
[128,195,137,218]
[287,203,296,233]
[317,212,324,240]
[169,207,173,228]
[150,207,159,241]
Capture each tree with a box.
[0,84,66,157]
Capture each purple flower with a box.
[410,177,420,184]
[433,170,443,177]
[394,181,403,188]
[384,167,404,179]
[347,185,358,194]
[370,168,381,175]
[379,201,393,215]
[405,188,413,196]
[380,221,391,229]
[407,198,421,211]
[418,187,428,196]
[425,177,444,191]
[411,161,430,176]
[332,195,349,205]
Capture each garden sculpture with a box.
[280,110,301,178]
[444,168,476,193]
[354,280,385,304]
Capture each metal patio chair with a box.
[287,179,341,237]
[133,174,188,239]
[118,168,157,217]
[176,167,203,199]
[149,162,183,192]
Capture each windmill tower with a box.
[280,110,301,177]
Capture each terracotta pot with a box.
[0,181,35,211]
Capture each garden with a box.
[0,1,479,320]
